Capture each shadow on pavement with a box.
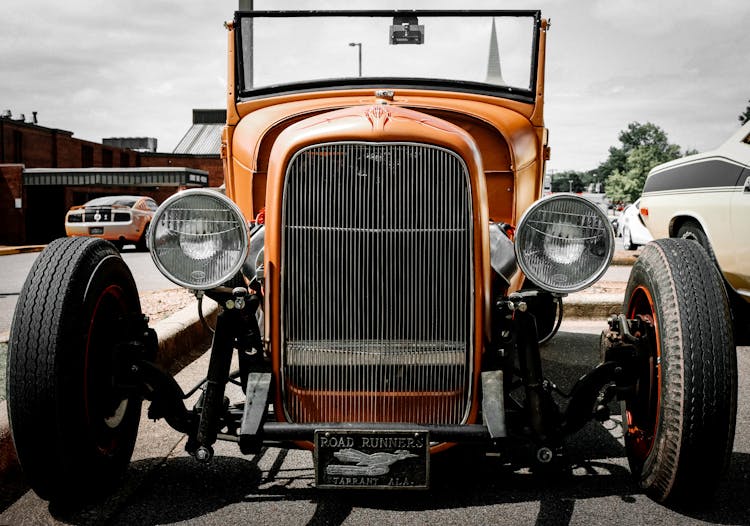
[49,456,263,525]
[10,330,748,526]
[27,448,750,526]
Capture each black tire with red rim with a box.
[622,238,737,505]
[7,237,143,502]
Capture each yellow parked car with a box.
[64,195,157,250]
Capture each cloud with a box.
[1,0,227,148]
[1,0,748,166]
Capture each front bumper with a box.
[65,221,142,242]
[247,421,492,445]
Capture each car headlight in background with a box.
[149,189,249,290]
[515,194,613,293]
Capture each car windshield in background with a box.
[85,197,138,207]
[236,11,539,100]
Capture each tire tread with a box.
[8,237,141,501]
[624,238,736,505]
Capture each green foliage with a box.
[549,169,603,193]
[601,122,682,204]
[550,170,584,192]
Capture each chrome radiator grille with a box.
[281,142,473,424]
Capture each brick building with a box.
[0,110,224,244]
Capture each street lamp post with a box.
[348,42,362,77]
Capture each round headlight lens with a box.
[149,189,249,290]
[515,194,614,293]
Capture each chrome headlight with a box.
[515,194,613,293]
[149,189,249,290]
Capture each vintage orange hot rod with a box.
[8,10,736,506]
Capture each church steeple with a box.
[486,18,505,85]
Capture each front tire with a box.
[7,237,143,502]
[622,239,736,505]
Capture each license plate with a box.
[314,429,429,489]
[89,227,104,235]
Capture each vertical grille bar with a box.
[281,142,473,424]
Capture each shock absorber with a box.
[194,288,248,462]
[508,293,560,442]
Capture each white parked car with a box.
[618,197,653,250]
[640,120,750,343]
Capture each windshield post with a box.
[530,17,548,127]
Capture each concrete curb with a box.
[0,297,218,490]
[0,245,46,256]
[611,254,639,266]
[564,293,624,319]
[153,297,218,371]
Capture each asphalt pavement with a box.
[2,320,748,525]
[0,248,177,339]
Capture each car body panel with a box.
[641,121,750,300]
[730,169,750,296]
[261,104,491,429]
[226,95,545,304]
[227,91,545,228]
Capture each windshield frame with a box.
[233,10,542,103]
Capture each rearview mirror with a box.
[390,16,424,44]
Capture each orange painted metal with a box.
[285,386,466,425]
[230,95,544,228]
[262,104,491,436]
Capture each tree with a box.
[550,170,585,192]
[740,99,750,125]
[601,122,682,204]
[605,146,676,204]
[549,169,605,194]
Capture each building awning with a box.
[23,167,209,187]
[172,123,223,155]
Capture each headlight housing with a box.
[515,194,613,293]
[149,189,249,290]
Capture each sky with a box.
[2,0,748,172]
